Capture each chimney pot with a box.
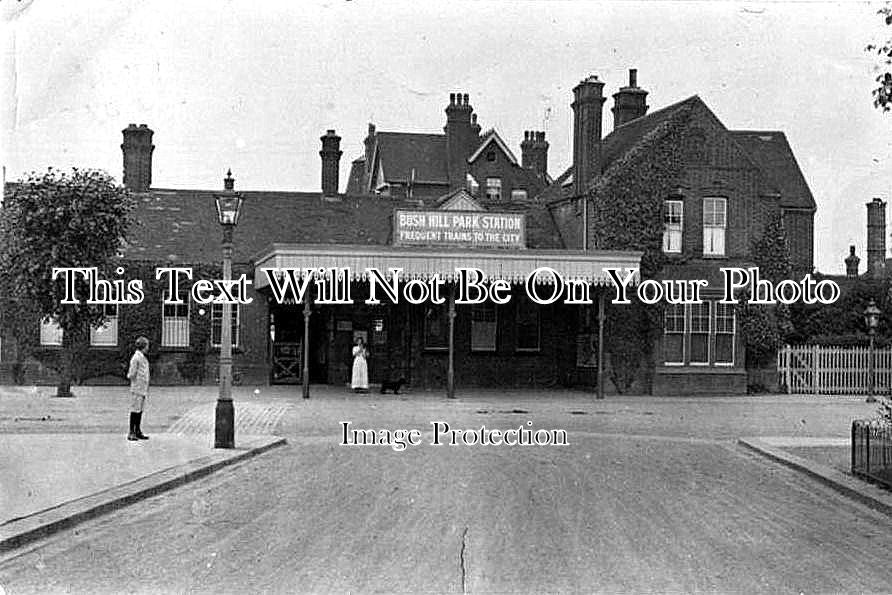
[121,123,155,192]
[223,169,235,191]
[629,69,637,87]
[449,93,456,105]
[320,129,342,196]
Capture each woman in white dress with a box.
[351,337,369,392]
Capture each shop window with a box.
[663,199,683,253]
[689,302,710,365]
[40,317,63,347]
[211,303,240,348]
[511,189,528,201]
[90,304,118,346]
[371,317,387,346]
[714,302,735,364]
[516,297,540,351]
[424,303,449,350]
[703,197,726,256]
[162,302,190,347]
[471,303,497,352]
[662,304,685,364]
[485,177,502,201]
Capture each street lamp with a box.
[214,170,243,448]
[864,299,881,404]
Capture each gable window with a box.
[703,197,726,256]
[40,317,63,347]
[663,304,685,364]
[162,302,190,347]
[466,174,479,196]
[424,303,448,350]
[471,302,497,352]
[485,177,502,201]
[486,151,496,162]
[511,189,528,201]
[515,297,540,351]
[90,304,118,346]
[211,303,240,348]
[663,200,683,253]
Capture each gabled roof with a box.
[598,95,701,175]
[118,185,565,265]
[468,130,519,166]
[539,95,816,213]
[121,189,409,265]
[374,132,448,185]
[729,131,817,210]
[435,188,486,211]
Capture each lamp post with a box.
[865,299,881,404]
[214,170,243,448]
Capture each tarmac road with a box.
[1,392,892,593]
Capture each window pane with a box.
[511,189,528,201]
[663,200,683,254]
[663,335,684,363]
[485,178,502,201]
[471,303,497,351]
[705,227,725,256]
[690,333,709,363]
[211,303,239,348]
[40,318,63,346]
[715,335,734,364]
[663,304,685,363]
[424,304,448,349]
[715,302,735,364]
[516,298,540,351]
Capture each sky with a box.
[1,0,890,274]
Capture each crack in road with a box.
[460,526,469,594]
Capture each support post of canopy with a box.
[597,290,606,400]
[447,284,456,399]
[302,289,312,399]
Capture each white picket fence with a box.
[777,344,892,395]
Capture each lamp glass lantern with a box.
[215,194,243,226]
[865,300,881,333]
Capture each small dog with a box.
[380,378,407,394]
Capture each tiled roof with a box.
[540,96,816,213]
[539,96,700,204]
[729,131,817,210]
[122,187,564,265]
[123,190,407,265]
[598,95,700,176]
[376,132,448,184]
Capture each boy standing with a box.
[127,336,151,441]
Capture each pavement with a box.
[0,385,287,553]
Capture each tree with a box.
[0,168,134,397]
[740,209,795,368]
[867,3,892,111]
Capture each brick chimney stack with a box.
[612,68,649,129]
[445,92,475,190]
[121,123,154,192]
[866,197,886,279]
[572,75,606,196]
[521,131,549,179]
[845,245,860,278]
[320,129,342,197]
